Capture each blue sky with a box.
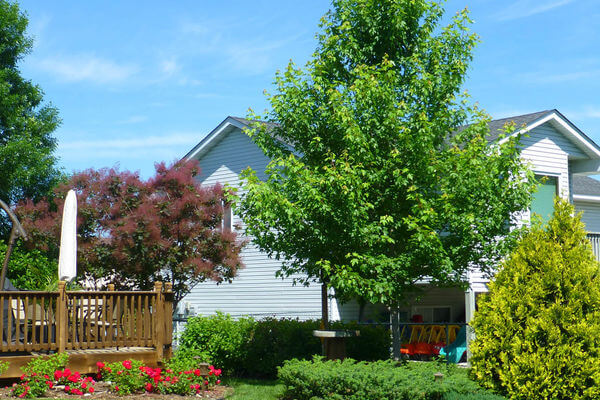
[16,0,600,177]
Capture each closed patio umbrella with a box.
[58,189,77,282]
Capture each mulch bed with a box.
[0,382,233,399]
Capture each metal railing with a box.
[588,233,600,261]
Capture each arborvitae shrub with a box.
[471,199,600,400]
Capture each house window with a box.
[222,201,232,231]
[530,175,558,223]
[411,306,452,323]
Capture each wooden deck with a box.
[0,281,173,378]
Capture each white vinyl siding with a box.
[469,122,583,289]
[184,127,323,320]
[575,201,600,233]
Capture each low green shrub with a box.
[178,312,255,376]
[443,393,506,400]
[177,314,391,378]
[278,358,504,400]
[242,318,320,378]
[330,320,391,361]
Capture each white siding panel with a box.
[185,127,322,320]
[575,201,600,233]
[519,123,573,201]
[469,123,577,288]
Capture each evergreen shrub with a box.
[278,357,503,400]
[471,199,600,399]
[177,313,391,378]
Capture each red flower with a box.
[96,361,105,369]
[215,368,222,377]
[122,360,132,370]
[194,369,201,376]
[216,379,221,385]
[115,386,119,391]
[89,387,95,394]
[145,382,153,392]
[204,380,209,386]
[63,368,72,377]
[54,370,63,380]
[65,385,71,392]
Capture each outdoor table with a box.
[313,329,360,360]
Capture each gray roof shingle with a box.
[486,110,553,141]
[572,175,600,197]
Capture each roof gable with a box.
[495,109,600,160]
[183,116,247,161]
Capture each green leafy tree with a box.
[471,199,600,400]
[239,0,536,317]
[0,240,57,290]
[0,0,61,234]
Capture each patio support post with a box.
[320,281,329,357]
[154,281,164,360]
[57,281,67,353]
[391,305,401,360]
[163,282,173,359]
[465,288,476,365]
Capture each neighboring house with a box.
[181,109,600,326]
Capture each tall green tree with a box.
[0,0,61,232]
[239,0,536,318]
[471,199,600,400]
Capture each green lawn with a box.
[225,378,283,400]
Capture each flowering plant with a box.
[54,369,96,395]
[11,353,69,398]
[97,359,223,395]
[98,360,145,395]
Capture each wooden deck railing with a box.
[0,281,173,356]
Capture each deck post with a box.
[107,284,115,346]
[163,282,173,359]
[391,305,401,360]
[465,288,476,366]
[154,282,164,360]
[57,281,67,353]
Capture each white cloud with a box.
[117,115,148,124]
[565,107,600,120]
[519,69,600,84]
[28,14,52,49]
[37,54,138,84]
[160,58,179,76]
[496,0,575,21]
[60,132,201,152]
